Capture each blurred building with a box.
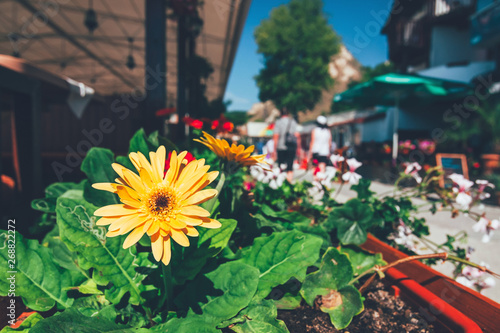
[383,0,500,85]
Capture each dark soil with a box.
[277,282,436,333]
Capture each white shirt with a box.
[311,127,331,156]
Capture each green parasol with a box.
[333,73,472,162]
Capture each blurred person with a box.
[309,115,331,178]
[264,138,275,161]
[273,108,301,182]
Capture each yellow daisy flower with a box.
[92,146,220,265]
[194,131,266,168]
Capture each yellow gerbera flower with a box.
[92,146,220,265]
[194,131,266,168]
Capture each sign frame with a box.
[436,153,469,188]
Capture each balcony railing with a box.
[396,20,425,47]
[434,0,475,17]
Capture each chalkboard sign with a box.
[436,153,469,188]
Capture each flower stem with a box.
[158,263,173,313]
[206,171,226,215]
[351,252,449,293]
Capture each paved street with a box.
[294,169,500,303]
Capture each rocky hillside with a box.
[248,45,362,123]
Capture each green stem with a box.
[158,263,173,314]
[350,252,448,288]
[206,171,226,215]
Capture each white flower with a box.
[404,162,422,183]
[456,276,475,289]
[476,179,495,190]
[455,192,473,208]
[456,262,495,292]
[307,181,324,206]
[477,276,496,289]
[342,158,362,185]
[267,167,286,189]
[449,173,474,209]
[476,179,494,201]
[473,217,499,243]
[388,222,420,252]
[461,266,485,279]
[316,166,337,189]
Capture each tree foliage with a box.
[254,0,340,114]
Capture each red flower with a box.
[211,114,234,133]
[222,121,234,132]
[164,151,196,175]
[211,119,219,130]
[183,116,204,129]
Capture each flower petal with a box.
[94,204,137,217]
[182,189,218,206]
[123,227,146,248]
[171,228,190,247]
[162,237,172,265]
[151,233,163,262]
[180,205,210,217]
[201,219,222,229]
[92,183,117,192]
[176,214,203,226]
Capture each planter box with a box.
[362,234,500,333]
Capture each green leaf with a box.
[259,204,310,224]
[29,308,149,333]
[351,178,375,200]
[72,295,110,317]
[221,299,289,333]
[115,155,135,171]
[273,293,302,310]
[129,128,157,155]
[300,248,363,330]
[0,312,44,333]
[56,197,156,305]
[42,225,89,285]
[176,262,260,324]
[0,232,73,311]
[327,199,375,245]
[77,279,103,295]
[253,214,287,232]
[31,182,85,213]
[81,148,119,206]
[293,221,331,249]
[171,218,238,285]
[153,316,220,333]
[238,230,322,298]
[340,246,386,276]
[149,131,177,153]
[323,285,363,329]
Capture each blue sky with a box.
[224,0,392,111]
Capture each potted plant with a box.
[1,130,499,333]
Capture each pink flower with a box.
[330,154,345,172]
[404,162,422,183]
[342,158,362,185]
